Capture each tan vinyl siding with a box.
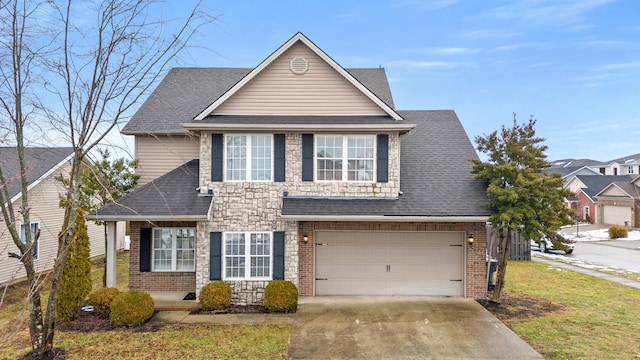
[214,42,387,115]
[135,134,200,185]
[0,162,120,286]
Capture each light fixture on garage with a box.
[302,234,309,243]
[467,234,474,246]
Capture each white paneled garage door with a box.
[315,231,464,296]
[603,205,632,225]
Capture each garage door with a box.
[603,205,632,225]
[315,231,464,296]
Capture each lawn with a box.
[501,261,640,359]
[0,252,291,359]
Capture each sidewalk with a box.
[533,255,640,290]
[148,310,295,326]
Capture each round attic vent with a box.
[290,57,308,74]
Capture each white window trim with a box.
[314,134,376,183]
[151,228,196,272]
[224,134,274,182]
[222,231,273,281]
[19,221,40,261]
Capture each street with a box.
[539,240,640,273]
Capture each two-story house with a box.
[90,33,492,303]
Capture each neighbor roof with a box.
[0,147,73,201]
[87,159,212,221]
[575,175,633,200]
[281,110,492,220]
[122,67,396,135]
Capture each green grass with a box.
[503,261,640,359]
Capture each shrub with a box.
[608,224,628,239]
[263,280,298,313]
[57,208,92,321]
[199,281,232,311]
[88,287,121,316]
[109,290,155,326]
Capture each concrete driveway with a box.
[289,296,543,360]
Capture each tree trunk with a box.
[490,224,511,303]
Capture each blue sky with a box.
[134,0,640,162]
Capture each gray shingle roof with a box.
[281,110,492,218]
[123,67,396,134]
[187,115,406,125]
[575,175,633,199]
[0,147,73,199]
[87,159,212,221]
[601,181,640,199]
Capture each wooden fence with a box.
[486,225,531,261]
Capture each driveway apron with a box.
[289,296,543,360]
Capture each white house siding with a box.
[213,42,387,116]
[194,131,401,304]
[135,134,200,186]
[0,162,121,286]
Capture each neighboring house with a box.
[0,147,124,286]
[550,153,640,177]
[595,177,640,227]
[564,175,632,223]
[89,33,492,303]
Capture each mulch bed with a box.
[478,293,565,321]
[56,310,162,333]
[190,304,270,314]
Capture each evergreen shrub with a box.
[199,281,232,311]
[109,290,155,326]
[263,280,298,313]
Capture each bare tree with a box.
[0,0,213,355]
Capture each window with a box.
[316,135,375,181]
[152,228,195,271]
[225,134,272,181]
[20,222,39,260]
[223,232,272,280]
[628,166,634,174]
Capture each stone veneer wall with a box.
[298,221,488,299]
[129,221,197,292]
[194,131,403,305]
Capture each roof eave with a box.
[281,214,490,222]
[86,214,209,222]
[181,122,416,133]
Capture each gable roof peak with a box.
[193,32,403,121]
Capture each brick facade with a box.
[298,221,488,299]
[129,221,197,292]
[596,198,639,227]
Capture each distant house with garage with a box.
[89,32,492,304]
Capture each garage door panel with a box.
[315,231,465,296]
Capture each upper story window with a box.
[628,166,634,174]
[225,134,273,181]
[152,228,195,271]
[316,135,375,182]
[20,222,40,261]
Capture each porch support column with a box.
[106,221,118,288]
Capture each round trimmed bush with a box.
[608,224,628,239]
[263,280,298,313]
[109,290,155,327]
[88,287,121,316]
[199,281,232,311]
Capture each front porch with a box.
[147,291,200,311]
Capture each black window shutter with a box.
[274,134,286,182]
[273,232,285,280]
[210,232,222,280]
[139,228,152,272]
[377,134,389,183]
[302,134,314,181]
[211,134,223,182]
